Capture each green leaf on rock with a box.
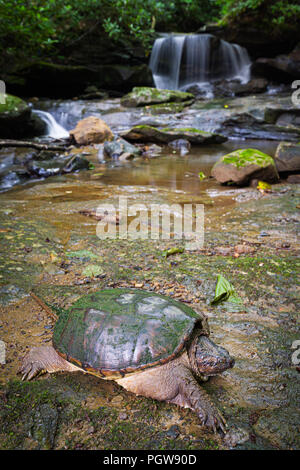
[211,274,242,305]
[162,247,184,258]
[82,264,104,277]
[257,181,272,191]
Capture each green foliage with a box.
[0,0,298,62]
[217,0,300,31]
[0,0,219,60]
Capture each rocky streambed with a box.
[0,87,299,450]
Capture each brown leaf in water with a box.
[79,209,120,225]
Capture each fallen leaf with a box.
[211,274,242,305]
[162,247,184,258]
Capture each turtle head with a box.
[193,335,234,378]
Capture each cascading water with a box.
[33,110,69,139]
[149,34,251,91]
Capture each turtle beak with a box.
[196,336,234,376]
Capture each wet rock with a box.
[211,148,279,186]
[214,78,268,97]
[253,409,300,449]
[224,425,250,448]
[121,125,227,145]
[27,154,90,177]
[0,167,30,191]
[287,174,300,184]
[121,87,194,108]
[0,284,28,305]
[184,84,212,99]
[70,116,113,145]
[79,86,109,100]
[251,44,300,83]
[104,136,142,160]
[217,111,300,141]
[165,425,180,439]
[168,139,191,156]
[264,106,300,130]
[274,142,300,173]
[142,144,162,158]
[30,403,59,450]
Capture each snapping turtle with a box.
[19,289,234,433]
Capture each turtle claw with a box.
[18,349,47,381]
[198,406,227,434]
[19,361,43,381]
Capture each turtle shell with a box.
[52,288,209,378]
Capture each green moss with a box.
[121,87,194,107]
[147,101,193,114]
[162,127,210,135]
[0,94,28,115]
[222,149,275,169]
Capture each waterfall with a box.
[149,34,251,91]
[33,110,69,139]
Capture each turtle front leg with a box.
[19,345,82,380]
[174,365,227,434]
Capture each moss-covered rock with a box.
[211,148,279,185]
[0,94,30,138]
[121,87,194,108]
[0,93,46,139]
[120,125,227,144]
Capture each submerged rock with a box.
[211,148,279,186]
[121,125,227,144]
[104,136,142,160]
[275,142,300,173]
[70,116,113,145]
[168,139,191,156]
[121,87,194,108]
[27,154,90,177]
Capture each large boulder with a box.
[6,62,153,98]
[0,93,46,138]
[218,111,300,141]
[70,117,113,145]
[211,148,279,186]
[121,87,194,108]
[274,142,300,173]
[120,125,227,144]
[264,106,300,127]
[7,62,99,98]
[251,44,300,83]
